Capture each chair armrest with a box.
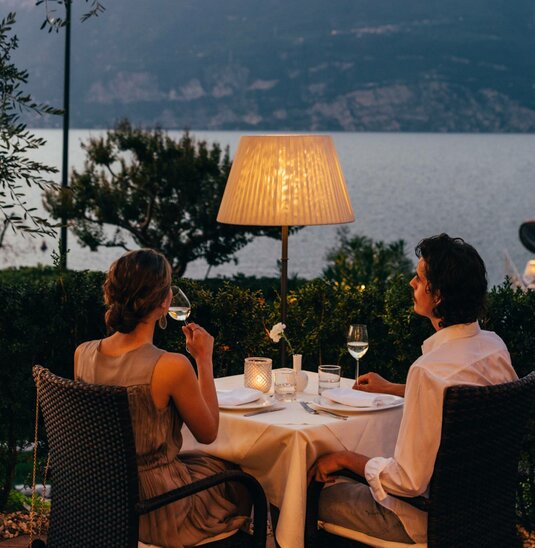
[135,469,267,548]
[335,468,430,511]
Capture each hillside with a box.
[4,0,535,131]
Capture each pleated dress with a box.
[76,340,249,548]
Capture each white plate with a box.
[219,395,275,411]
[313,395,404,413]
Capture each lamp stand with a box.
[280,226,289,368]
[60,0,72,270]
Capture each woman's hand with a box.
[354,372,405,397]
[182,323,214,364]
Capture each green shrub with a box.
[4,488,49,514]
[484,283,535,529]
[0,267,533,528]
[323,229,413,290]
[4,489,32,512]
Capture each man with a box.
[308,233,518,544]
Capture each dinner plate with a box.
[313,395,404,413]
[218,394,275,411]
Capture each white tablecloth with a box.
[181,372,403,548]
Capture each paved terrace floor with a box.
[2,530,534,547]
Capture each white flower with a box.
[268,322,295,353]
[269,322,286,343]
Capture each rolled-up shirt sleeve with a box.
[361,324,517,544]
[365,364,446,500]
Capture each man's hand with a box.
[308,451,370,484]
[308,451,348,484]
[354,372,406,397]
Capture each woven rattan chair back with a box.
[33,365,140,547]
[427,371,535,547]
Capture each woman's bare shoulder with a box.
[153,351,193,381]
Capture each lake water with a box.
[2,130,534,288]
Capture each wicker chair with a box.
[32,365,267,548]
[305,372,535,548]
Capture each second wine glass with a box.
[347,324,369,384]
[168,286,191,323]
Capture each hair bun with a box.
[105,303,140,334]
[103,249,172,334]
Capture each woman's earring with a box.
[158,315,167,330]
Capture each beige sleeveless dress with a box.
[76,340,250,548]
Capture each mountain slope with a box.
[4,0,535,131]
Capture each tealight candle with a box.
[244,357,272,393]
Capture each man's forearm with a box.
[341,451,370,477]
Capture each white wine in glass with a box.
[168,286,191,323]
[347,324,369,383]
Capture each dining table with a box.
[181,372,404,548]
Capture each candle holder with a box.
[244,357,272,393]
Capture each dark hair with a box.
[415,233,487,328]
[103,249,172,334]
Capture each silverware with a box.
[300,401,348,420]
[244,406,284,417]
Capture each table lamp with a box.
[217,135,354,366]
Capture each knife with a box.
[300,401,348,420]
[244,406,285,417]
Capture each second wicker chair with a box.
[306,372,535,548]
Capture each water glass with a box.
[274,368,297,401]
[318,365,341,395]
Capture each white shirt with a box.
[364,322,518,543]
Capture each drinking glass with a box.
[274,368,297,402]
[168,286,191,323]
[318,365,341,396]
[347,324,369,384]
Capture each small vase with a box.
[292,354,308,392]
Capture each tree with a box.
[36,0,105,31]
[0,12,61,248]
[44,121,281,275]
[323,228,414,288]
[37,0,106,269]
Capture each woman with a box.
[74,249,250,548]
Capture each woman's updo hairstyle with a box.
[104,249,172,334]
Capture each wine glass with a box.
[168,286,191,323]
[347,324,369,384]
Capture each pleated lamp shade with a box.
[217,135,354,226]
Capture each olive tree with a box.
[323,228,414,289]
[36,0,105,31]
[44,121,281,275]
[0,12,60,248]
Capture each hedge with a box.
[0,267,533,527]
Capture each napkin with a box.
[217,388,263,406]
[321,388,400,408]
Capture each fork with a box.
[300,401,348,420]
